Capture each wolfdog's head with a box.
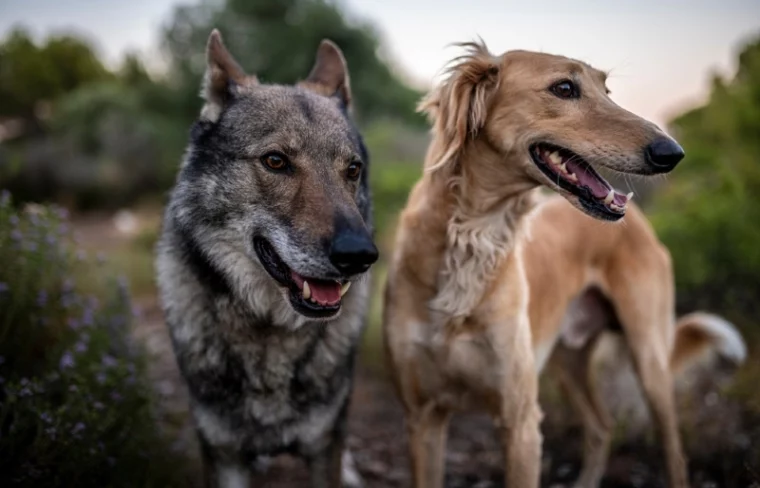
[167,30,377,324]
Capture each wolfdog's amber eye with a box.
[261,152,289,172]
[346,162,362,181]
[550,80,580,99]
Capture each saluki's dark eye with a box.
[346,161,362,181]
[261,152,289,172]
[550,80,580,99]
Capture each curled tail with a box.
[670,312,747,374]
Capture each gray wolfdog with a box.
[155,29,378,488]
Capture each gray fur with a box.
[155,33,373,488]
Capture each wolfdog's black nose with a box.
[645,137,685,172]
[329,230,379,275]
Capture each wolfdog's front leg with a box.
[307,402,364,488]
[308,431,346,488]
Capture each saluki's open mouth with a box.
[530,143,632,221]
[254,237,351,319]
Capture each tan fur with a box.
[382,41,736,488]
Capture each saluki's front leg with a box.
[407,403,452,488]
[497,325,543,488]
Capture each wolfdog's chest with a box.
[178,315,358,457]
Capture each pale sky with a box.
[1,0,759,127]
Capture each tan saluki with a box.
[382,41,746,488]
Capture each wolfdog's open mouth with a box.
[254,237,350,319]
[530,143,632,221]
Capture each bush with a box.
[0,191,187,487]
[647,35,760,330]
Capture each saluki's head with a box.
[420,41,684,221]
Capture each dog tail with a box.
[670,312,747,374]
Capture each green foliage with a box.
[162,0,426,128]
[0,192,187,487]
[648,34,760,326]
[0,27,110,124]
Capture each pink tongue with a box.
[565,159,609,199]
[291,271,341,306]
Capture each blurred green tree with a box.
[648,34,760,329]
[0,27,110,134]
[161,0,426,127]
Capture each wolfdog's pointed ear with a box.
[201,29,257,122]
[420,41,500,173]
[301,40,351,107]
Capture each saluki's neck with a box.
[421,143,538,321]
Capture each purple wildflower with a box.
[45,427,56,439]
[37,290,47,307]
[62,279,74,293]
[40,412,53,424]
[93,402,104,411]
[82,307,94,326]
[96,372,107,385]
[54,207,69,220]
[10,229,22,241]
[71,422,86,435]
[18,387,32,397]
[101,354,117,368]
[67,317,81,330]
[0,282,8,293]
[45,233,57,245]
[58,223,68,235]
[24,241,38,252]
[0,190,9,207]
[74,341,88,354]
[59,351,75,370]
[9,215,19,226]
[20,378,29,386]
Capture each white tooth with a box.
[340,281,351,297]
[560,162,569,174]
[626,192,634,201]
[567,173,578,182]
[604,189,615,205]
[549,152,562,165]
[303,281,311,300]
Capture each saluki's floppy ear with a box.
[301,39,351,108]
[419,41,500,173]
[201,29,257,122]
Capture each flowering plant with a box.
[0,191,185,487]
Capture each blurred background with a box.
[0,0,758,486]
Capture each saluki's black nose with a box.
[645,137,685,172]
[329,229,378,275]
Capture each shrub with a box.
[0,191,187,487]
